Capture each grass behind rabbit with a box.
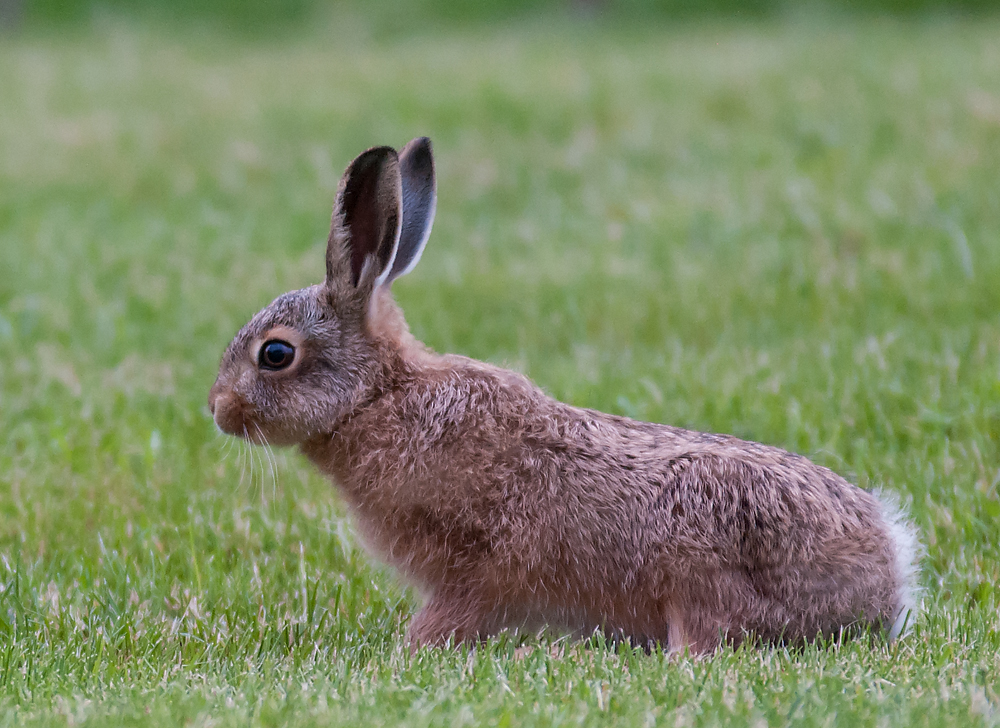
[0,15,998,728]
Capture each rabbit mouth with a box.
[209,392,305,447]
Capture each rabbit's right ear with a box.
[326,146,402,290]
[385,137,436,284]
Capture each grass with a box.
[1,13,999,727]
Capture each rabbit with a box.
[208,137,921,654]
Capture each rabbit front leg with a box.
[667,607,728,656]
[406,587,495,648]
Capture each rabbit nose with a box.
[208,384,224,415]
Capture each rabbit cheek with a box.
[246,398,304,445]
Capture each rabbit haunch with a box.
[210,138,921,653]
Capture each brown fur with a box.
[210,139,920,654]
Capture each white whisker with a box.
[239,425,250,496]
[254,422,280,512]
[248,429,265,509]
[265,438,279,508]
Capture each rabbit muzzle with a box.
[209,386,253,439]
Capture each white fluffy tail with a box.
[876,490,923,639]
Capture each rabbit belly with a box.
[398,448,915,653]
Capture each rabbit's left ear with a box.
[384,137,436,285]
[327,146,402,290]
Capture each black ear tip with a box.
[349,145,399,176]
[401,137,434,170]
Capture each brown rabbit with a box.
[209,138,921,654]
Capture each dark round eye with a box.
[258,340,295,371]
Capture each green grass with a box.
[1,14,999,727]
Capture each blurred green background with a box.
[4,0,998,34]
[1,0,999,723]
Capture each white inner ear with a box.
[372,212,403,289]
[392,193,436,281]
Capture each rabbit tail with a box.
[876,490,923,639]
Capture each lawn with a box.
[0,12,999,727]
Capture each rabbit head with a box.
[208,138,436,446]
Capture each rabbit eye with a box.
[259,340,295,371]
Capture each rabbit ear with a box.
[326,146,402,289]
[385,137,436,285]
